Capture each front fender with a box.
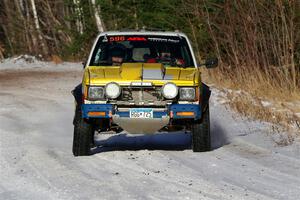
[72,84,83,125]
[72,83,83,107]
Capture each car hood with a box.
[84,63,199,86]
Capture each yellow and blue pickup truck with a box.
[72,30,218,156]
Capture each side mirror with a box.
[205,58,218,68]
[82,61,87,69]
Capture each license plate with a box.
[130,108,153,118]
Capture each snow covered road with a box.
[0,67,300,200]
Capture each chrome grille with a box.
[122,87,162,102]
[107,87,170,106]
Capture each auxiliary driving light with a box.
[105,82,121,99]
[162,83,178,99]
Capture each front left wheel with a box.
[72,108,94,156]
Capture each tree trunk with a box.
[73,0,83,34]
[30,0,48,56]
[133,0,139,29]
[24,0,36,54]
[91,0,105,32]
[14,0,30,53]
[0,43,5,60]
[2,0,15,55]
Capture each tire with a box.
[72,108,94,156]
[191,105,211,152]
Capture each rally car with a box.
[72,30,218,156]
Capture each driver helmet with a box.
[109,43,126,58]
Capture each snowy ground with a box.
[0,60,300,200]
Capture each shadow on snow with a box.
[91,120,230,154]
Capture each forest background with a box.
[0,0,299,129]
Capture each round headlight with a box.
[105,82,121,99]
[162,83,178,99]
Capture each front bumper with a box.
[81,103,201,120]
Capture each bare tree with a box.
[30,0,48,56]
[73,0,83,34]
[91,0,105,32]
[0,43,4,60]
[202,0,299,91]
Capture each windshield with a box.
[89,35,195,67]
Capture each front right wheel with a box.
[191,105,211,152]
[72,108,94,156]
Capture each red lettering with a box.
[127,37,147,41]
[109,36,125,42]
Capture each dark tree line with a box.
[0,0,299,90]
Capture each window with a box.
[89,35,195,67]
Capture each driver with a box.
[109,44,126,66]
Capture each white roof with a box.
[98,30,188,38]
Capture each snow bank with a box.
[0,55,81,71]
[211,86,300,135]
